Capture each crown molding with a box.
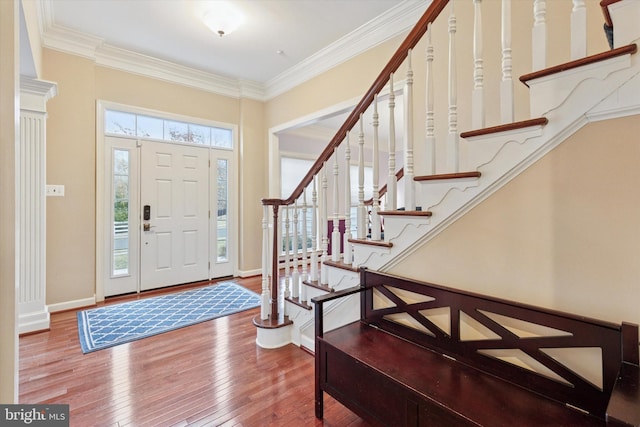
[264,1,427,99]
[37,0,425,101]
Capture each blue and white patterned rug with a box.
[77,281,260,353]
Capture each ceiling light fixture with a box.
[201,2,245,37]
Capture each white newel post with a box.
[343,132,353,265]
[18,78,57,334]
[532,0,547,71]
[371,95,381,240]
[425,27,436,175]
[310,177,318,282]
[571,0,587,60]
[387,74,398,208]
[472,0,485,130]
[447,5,459,173]
[404,50,416,210]
[357,115,367,238]
[331,150,341,261]
[501,0,514,123]
[261,205,270,320]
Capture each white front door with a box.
[140,141,210,291]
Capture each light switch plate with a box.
[46,185,65,197]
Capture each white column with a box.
[532,0,547,71]
[472,0,485,130]
[447,6,459,173]
[387,74,398,209]
[260,206,270,320]
[284,206,290,289]
[371,95,381,240]
[501,0,514,123]
[404,50,416,210]
[343,132,353,265]
[357,115,367,238]
[571,0,587,60]
[18,78,57,334]
[310,177,319,281]
[425,27,436,176]
[331,150,341,261]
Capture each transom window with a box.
[105,109,233,149]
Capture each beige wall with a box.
[0,0,19,403]
[43,49,267,305]
[391,115,640,327]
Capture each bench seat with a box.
[320,320,605,427]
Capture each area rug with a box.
[77,281,260,353]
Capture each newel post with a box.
[270,203,280,319]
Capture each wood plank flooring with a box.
[19,276,370,426]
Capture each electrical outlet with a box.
[46,185,65,197]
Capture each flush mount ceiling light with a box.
[201,2,245,37]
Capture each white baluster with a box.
[501,0,514,123]
[371,95,381,240]
[532,0,547,71]
[300,188,309,301]
[472,0,485,129]
[310,176,319,282]
[343,132,353,265]
[260,206,270,320]
[291,200,299,299]
[320,164,329,286]
[447,5,459,173]
[404,49,416,209]
[357,115,367,238]
[301,189,308,287]
[332,149,341,261]
[571,0,587,60]
[425,26,436,175]
[280,206,291,286]
[387,74,398,209]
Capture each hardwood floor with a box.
[19,276,370,427]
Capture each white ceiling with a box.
[34,0,426,99]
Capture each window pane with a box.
[112,149,130,276]
[137,115,164,139]
[281,157,314,199]
[165,120,190,142]
[212,127,233,148]
[189,124,211,146]
[106,110,136,135]
[216,159,228,262]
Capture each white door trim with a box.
[96,100,239,301]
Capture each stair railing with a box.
[256,0,612,326]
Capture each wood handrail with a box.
[263,0,450,207]
[600,0,622,28]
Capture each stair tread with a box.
[285,296,312,310]
[379,210,432,217]
[347,238,393,248]
[520,43,637,87]
[460,117,548,139]
[414,171,481,182]
[324,259,360,272]
[302,279,333,293]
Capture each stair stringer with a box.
[356,52,640,273]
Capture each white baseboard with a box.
[48,296,96,313]
[238,268,261,278]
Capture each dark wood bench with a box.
[313,268,640,426]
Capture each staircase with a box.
[254,0,640,350]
